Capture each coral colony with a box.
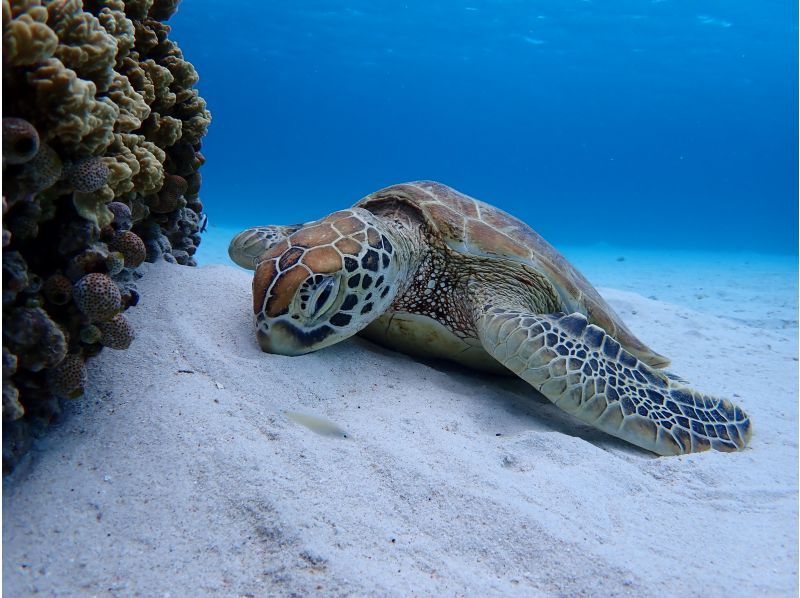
[2,0,210,472]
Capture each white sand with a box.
[3,260,798,595]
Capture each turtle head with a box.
[252,208,404,355]
[228,224,304,270]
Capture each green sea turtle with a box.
[229,181,751,456]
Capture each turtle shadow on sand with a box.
[351,336,655,459]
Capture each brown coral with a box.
[186,197,202,213]
[141,111,181,147]
[46,0,118,92]
[162,53,198,89]
[68,156,110,192]
[176,91,210,146]
[6,199,41,240]
[122,0,154,21]
[107,72,150,132]
[108,230,146,268]
[73,186,115,228]
[2,250,28,305]
[149,0,181,21]
[184,171,201,195]
[46,354,87,399]
[2,0,208,472]
[119,53,154,104]
[141,57,175,111]
[167,141,195,176]
[65,246,108,281]
[19,143,62,193]
[2,347,22,421]
[101,133,165,199]
[43,273,73,305]
[26,57,118,154]
[79,323,101,344]
[97,312,134,349]
[58,218,100,255]
[129,136,165,194]
[73,272,121,321]
[90,0,135,63]
[105,250,125,275]
[2,306,67,372]
[2,117,39,164]
[107,200,132,231]
[148,173,186,214]
[2,0,59,66]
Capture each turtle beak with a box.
[256,323,309,356]
[255,320,335,356]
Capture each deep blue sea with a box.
[170,1,797,255]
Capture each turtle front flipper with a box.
[474,307,752,456]
[228,224,303,269]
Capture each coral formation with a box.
[108,230,146,268]
[68,156,110,192]
[2,0,210,472]
[3,117,40,164]
[106,200,132,231]
[73,272,122,321]
[46,353,88,399]
[42,273,73,305]
[147,172,184,213]
[3,307,67,372]
[18,142,62,193]
[97,313,134,349]
[2,347,23,421]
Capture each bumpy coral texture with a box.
[109,230,146,268]
[19,142,61,192]
[73,272,122,321]
[65,245,108,281]
[148,172,185,213]
[2,306,67,372]
[6,199,40,240]
[72,187,115,228]
[69,156,110,192]
[107,72,150,132]
[46,0,118,92]
[43,273,73,305]
[2,116,40,164]
[107,200,132,231]
[2,0,58,65]
[47,353,88,399]
[2,0,210,472]
[79,324,102,344]
[92,0,135,60]
[98,312,134,349]
[2,250,28,304]
[105,250,125,275]
[26,57,119,153]
[2,347,23,421]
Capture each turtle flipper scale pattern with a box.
[475,307,752,456]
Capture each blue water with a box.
[170,1,797,255]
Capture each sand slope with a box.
[3,262,797,596]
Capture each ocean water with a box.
[168,1,797,261]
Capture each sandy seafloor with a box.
[3,225,798,596]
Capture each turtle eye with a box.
[302,276,339,320]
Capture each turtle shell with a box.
[355,181,668,368]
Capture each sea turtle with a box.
[229,181,751,456]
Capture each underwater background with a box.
[169,0,797,256]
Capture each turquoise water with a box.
[170,1,796,258]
